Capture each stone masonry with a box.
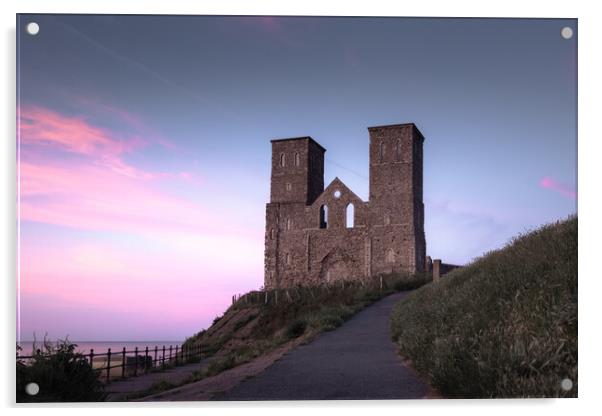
[264,123,427,289]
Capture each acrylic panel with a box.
[16,14,577,402]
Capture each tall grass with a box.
[390,216,577,398]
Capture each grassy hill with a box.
[181,273,430,382]
[390,216,577,398]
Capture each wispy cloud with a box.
[19,105,189,181]
[17,104,259,239]
[539,176,577,199]
[20,105,141,158]
[17,103,264,340]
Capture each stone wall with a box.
[264,123,428,289]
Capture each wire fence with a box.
[230,273,429,309]
[17,343,203,384]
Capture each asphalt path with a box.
[215,291,429,401]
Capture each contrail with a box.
[52,17,234,117]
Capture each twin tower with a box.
[264,123,426,289]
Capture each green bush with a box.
[390,216,577,398]
[16,340,106,402]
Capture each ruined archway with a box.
[319,248,358,283]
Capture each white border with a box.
[2,1,600,415]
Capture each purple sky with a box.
[17,15,577,341]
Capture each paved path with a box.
[106,360,212,401]
[215,291,429,401]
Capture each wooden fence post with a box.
[121,347,126,379]
[89,349,94,369]
[162,345,166,370]
[169,345,173,366]
[175,345,179,366]
[106,348,112,382]
[145,346,149,373]
[134,346,138,376]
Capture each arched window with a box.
[294,152,300,166]
[286,218,292,230]
[378,141,384,162]
[346,203,355,228]
[285,252,291,265]
[279,153,286,167]
[386,248,396,263]
[269,228,274,240]
[285,182,292,192]
[319,205,328,229]
[384,214,391,226]
[396,139,401,161]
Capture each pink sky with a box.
[539,176,577,199]
[18,104,264,341]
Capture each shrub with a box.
[285,319,307,339]
[16,340,106,402]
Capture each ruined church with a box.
[264,123,427,289]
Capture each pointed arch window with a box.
[346,203,355,228]
[294,152,300,166]
[319,205,328,229]
[386,248,396,263]
[384,214,391,226]
[396,139,402,161]
[279,153,286,167]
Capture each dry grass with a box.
[178,273,431,387]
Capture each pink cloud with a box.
[73,98,179,151]
[18,105,169,181]
[17,103,264,341]
[17,104,259,238]
[539,176,577,199]
[20,105,140,157]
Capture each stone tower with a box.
[269,137,325,205]
[264,123,426,289]
[367,124,426,274]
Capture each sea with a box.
[17,341,183,356]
